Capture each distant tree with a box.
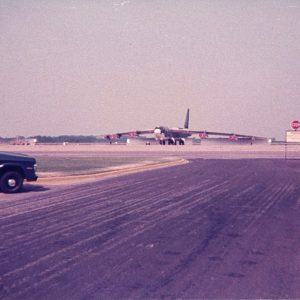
[28,135,107,144]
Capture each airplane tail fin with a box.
[184,108,190,129]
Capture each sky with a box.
[1,0,300,140]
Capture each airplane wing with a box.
[104,129,154,140]
[186,129,267,140]
[100,108,268,143]
[165,128,255,138]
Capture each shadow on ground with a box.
[22,184,50,193]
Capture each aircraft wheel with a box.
[168,138,175,145]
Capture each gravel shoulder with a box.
[35,158,188,185]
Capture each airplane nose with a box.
[154,128,161,134]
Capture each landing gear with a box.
[168,138,176,145]
[160,138,185,145]
[179,138,185,145]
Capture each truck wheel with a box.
[0,171,24,193]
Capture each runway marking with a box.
[1,178,213,247]
[1,180,233,296]
[1,159,300,299]
[4,180,230,275]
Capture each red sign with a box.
[291,120,300,130]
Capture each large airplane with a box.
[104,109,266,145]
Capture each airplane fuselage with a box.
[154,126,191,144]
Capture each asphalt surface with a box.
[2,143,300,160]
[1,159,300,299]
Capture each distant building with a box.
[10,137,37,146]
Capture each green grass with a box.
[35,156,169,176]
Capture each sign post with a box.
[286,120,300,160]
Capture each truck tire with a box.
[0,171,24,193]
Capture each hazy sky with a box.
[1,0,300,139]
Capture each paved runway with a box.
[1,159,300,299]
[1,143,300,160]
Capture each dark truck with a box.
[0,152,38,193]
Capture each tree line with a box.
[0,135,114,144]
